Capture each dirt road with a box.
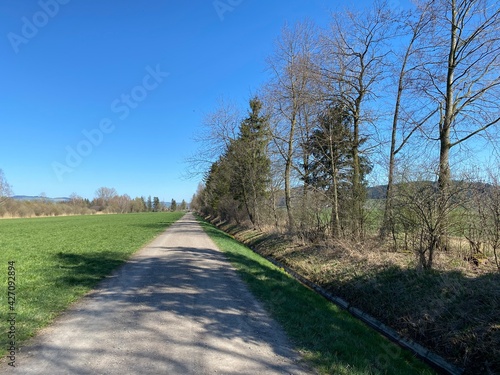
[1,213,311,374]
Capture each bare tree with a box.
[94,187,118,209]
[266,20,318,232]
[381,3,437,241]
[393,167,469,269]
[417,0,500,251]
[112,194,132,213]
[319,1,392,238]
[0,169,12,206]
[476,171,500,271]
[187,97,241,178]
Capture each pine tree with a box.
[180,199,187,211]
[304,102,371,237]
[227,97,271,227]
[153,197,160,212]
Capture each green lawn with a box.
[0,212,183,355]
[197,216,436,375]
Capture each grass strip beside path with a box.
[0,212,184,356]
[198,216,435,375]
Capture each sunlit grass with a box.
[0,212,183,355]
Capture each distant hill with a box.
[367,181,492,200]
[367,185,387,200]
[12,195,71,203]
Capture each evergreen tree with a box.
[227,97,271,227]
[180,199,187,211]
[153,197,160,212]
[304,102,371,237]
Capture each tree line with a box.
[191,0,500,271]
[0,174,187,217]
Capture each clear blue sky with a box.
[0,0,392,202]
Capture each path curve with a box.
[1,213,311,375]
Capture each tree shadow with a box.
[323,265,500,374]
[55,251,127,288]
[21,242,311,374]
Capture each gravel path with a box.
[1,213,311,374]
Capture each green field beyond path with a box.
[0,212,184,356]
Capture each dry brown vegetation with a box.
[210,218,499,374]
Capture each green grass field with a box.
[197,216,436,375]
[0,212,184,355]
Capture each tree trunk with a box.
[331,167,341,238]
[329,130,341,238]
[240,179,255,227]
[284,115,296,232]
[437,0,458,254]
[381,106,398,241]
[270,188,280,231]
[352,112,363,239]
[381,42,409,241]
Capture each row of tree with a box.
[91,187,186,212]
[191,0,500,271]
[0,173,187,217]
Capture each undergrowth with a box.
[210,217,499,375]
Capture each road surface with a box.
[1,213,311,374]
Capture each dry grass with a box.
[216,222,500,375]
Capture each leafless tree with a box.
[110,194,132,213]
[381,3,437,241]
[94,187,118,209]
[187,97,241,178]
[0,169,12,203]
[416,0,500,251]
[393,166,469,269]
[319,1,393,238]
[265,20,318,232]
[475,170,500,271]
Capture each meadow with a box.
[0,212,184,355]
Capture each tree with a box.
[111,194,132,213]
[304,102,371,238]
[131,197,147,212]
[147,196,152,212]
[190,185,204,212]
[266,20,318,232]
[153,197,160,212]
[187,97,241,178]
[204,160,230,216]
[180,199,187,211]
[381,3,437,240]
[227,97,271,227]
[69,193,86,207]
[475,171,500,271]
[0,169,12,203]
[170,199,177,212]
[392,171,470,269]
[319,2,392,238]
[402,0,500,255]
[94,187,118,210]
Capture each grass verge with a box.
[0,212,184,356]
[197,216,435,375]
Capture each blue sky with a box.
[0,0,396,202]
